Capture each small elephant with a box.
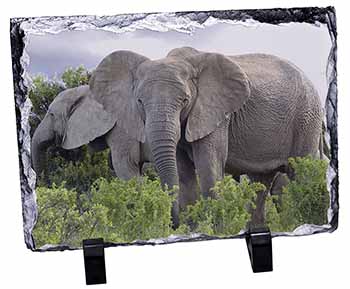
[31,85,153,181]
[89,47,323,226]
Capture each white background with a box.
[1,0,349,288]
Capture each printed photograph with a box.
[11,8,337,249]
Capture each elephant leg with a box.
[107,151,116,176]
[176,147,199,210]
[191,118,229,198]
[248,172,278,227]
[269,172,290,212]
[109,143,141,179]
[106,126,141,180]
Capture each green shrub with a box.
[61,65,91,89]
[38,146,113,194]
[266,156,329,232]
[33,177,175,248]
[32,154,330,247]
[32,184,117,248]
[265,195,285,232]
[181,176,265,236]
[90,177,174,242]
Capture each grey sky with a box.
[26,22,331,104]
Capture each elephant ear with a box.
[90,50,149,142]
[185,53,251,142]
[61,86,115,150]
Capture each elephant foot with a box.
[171,200,180,230]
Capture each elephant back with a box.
[230,54,303,101]
[227,54,322,164]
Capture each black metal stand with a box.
[81,228,272,284]
[83,238,107,285]
[245,227,273,273]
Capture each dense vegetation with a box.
[266,156,330,232]
[29,67,330,248]
[33,177,174,247]
[179,176,265,236]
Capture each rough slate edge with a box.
[9,6,338,252]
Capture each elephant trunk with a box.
[31,115,55,175]
[152,139,179,188]
[146,119,179,188]
[146,109,181,227]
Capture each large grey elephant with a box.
[31,85,153,180]
[88,47,323,226]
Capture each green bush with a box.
[181,176,265,236]
[33,177,175,247]
[266,156,329,232]
[32,184,116,248]
[265,195,285,232]
[32,156,330,247]
[37,146,113,194]
[89,177,174,242]
[61,65,91,89]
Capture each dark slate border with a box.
[10,20,36,249]
[10,6,338,251]
[324,7,338,232]
[176,6,333,24]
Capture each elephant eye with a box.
[137,98,143,105]
[183,97,189,105]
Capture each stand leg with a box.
[83,238,107,285]
[245,227,273,273]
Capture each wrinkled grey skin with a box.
[31,85,153,181]
[89,47,322,226]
